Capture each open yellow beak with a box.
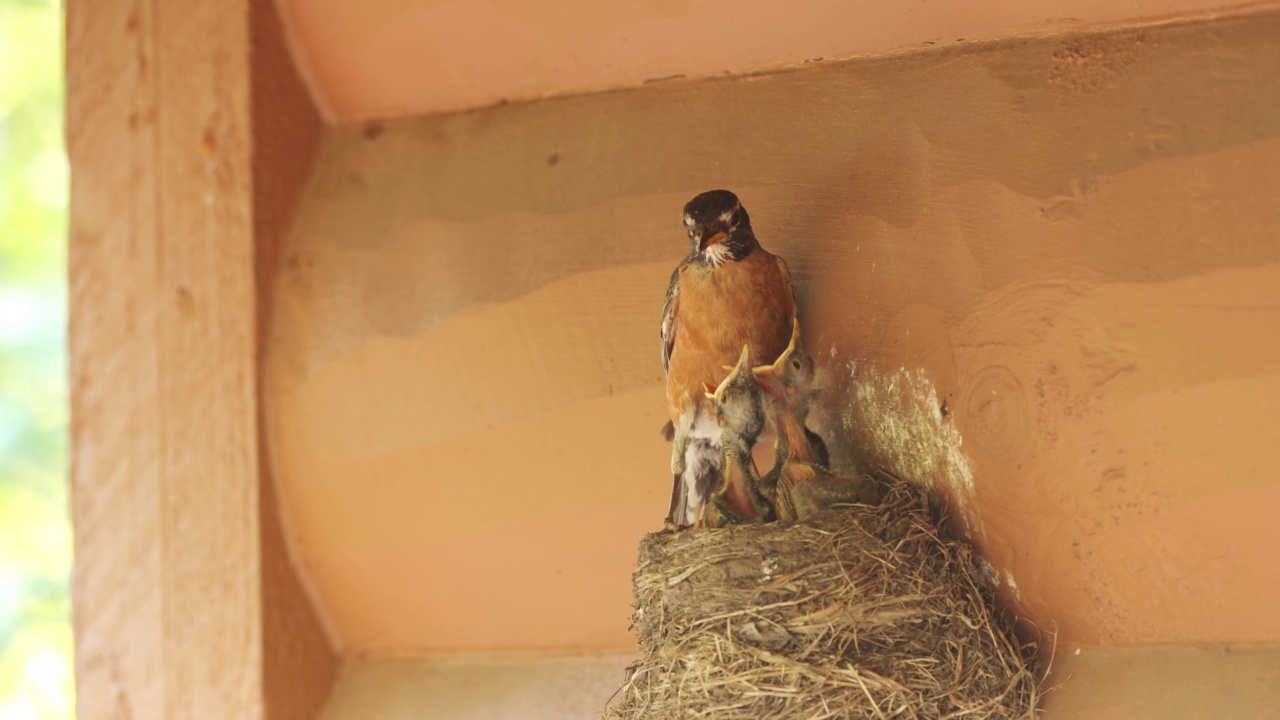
[708,344,751,401]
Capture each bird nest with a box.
[607,479,1041,719]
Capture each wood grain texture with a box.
[265,7,1280,655]
[69,0,261,715]
[67,0,166,710]
[69,0,335,717]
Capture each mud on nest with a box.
[608,480,1041,719]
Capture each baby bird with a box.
[698,345,775,528]
[753,322,879,522]
[753,319,830,502]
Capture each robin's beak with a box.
[698,230,729,252]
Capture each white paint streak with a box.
[976,557,998,586]
[842,364,977,509]
[1004,570,1023,601]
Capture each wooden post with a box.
[67,0,335,717]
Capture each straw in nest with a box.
[608,479,1041,719]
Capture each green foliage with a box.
[0,0,73,717]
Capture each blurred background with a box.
[0,0,73,717]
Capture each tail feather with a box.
[660,420,675,442]
[667,472,685,527]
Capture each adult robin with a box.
[660,189,796,528]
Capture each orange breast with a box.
[666,249,796,425]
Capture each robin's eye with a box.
[791,359,802,370]
[729,209,742,227]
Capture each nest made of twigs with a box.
[608,479,1040,719]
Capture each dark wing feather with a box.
[776,255,798,317]
[660,262,682,373]
[658,261,685,443]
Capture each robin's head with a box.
[705,345,766,442]
[682,189,757,266]
[752,318,820,418]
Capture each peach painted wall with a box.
[264,7,1280,655]
[275,0,1275,121]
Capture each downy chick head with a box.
[752,318,820,418]
[706,345,766,443]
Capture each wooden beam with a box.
[68,0,336,717]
